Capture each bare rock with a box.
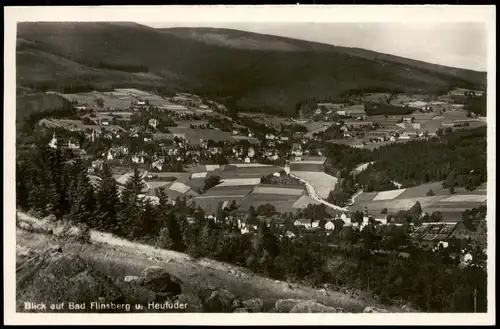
[204,289,236,312]
[234,307,250,313]
[363,306,389,313]
[124,275,139,283]
[137,266,182,297]
[242,298,264,312]
[274,299,304,313]
[231,299,243,309]
[401,304,418,312]
[16,251,125,311]
[319,288,328,296]
[290,300,344,313]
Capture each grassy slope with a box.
[17,22,486,115]
[16,212,401,312]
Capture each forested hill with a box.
[17,22,486,115]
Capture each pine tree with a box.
[66,163,96,225]
[95,162,120,232]
[157,226,174,249]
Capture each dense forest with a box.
[324,127,487,205]
[16,145,487,312]
[364,102,415,116]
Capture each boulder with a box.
[16,251,125,312]
[401,304,418,312]
[124,275,139,283]
[204,289,236,312]
[175,293,204,312]
[137,266,182,297]
[274,299,304,313]
[290,300,345,313]
[242,298,264,312]
[234,307,250,313]
[363,306,389,313]
[231,299,243,309]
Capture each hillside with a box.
[16,212,402,313]
[17,22,486,115]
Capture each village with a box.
[22,84,485,267]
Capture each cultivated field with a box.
[352,181,487,220]
[218,178,262,187]
[289,171,338,199]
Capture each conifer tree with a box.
[95,162,120,232]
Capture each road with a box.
[288,172,347,212]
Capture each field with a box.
[218,178,262,187]
[235,186,306,214]
[217,165,280,180]
[351,182,487,220]
[289,162,325,172]
[289,171,338,199]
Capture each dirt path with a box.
[16,211,396,312]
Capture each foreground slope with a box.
[17,22,485,114]
[16,212,404,313]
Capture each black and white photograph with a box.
[4,5,496,326]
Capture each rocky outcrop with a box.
[204,289,236,312]
[274,299,306,313]
[242,298,264,312]
[290,300,346,313]
[16,246,125,312]
[273,299,345,313]
[363,306,389,313]
[136,266,183,297]
[234,307,250,313]
[124,275,139,283]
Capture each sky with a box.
[142,22,487,72]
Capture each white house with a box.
[336,110,347,116]
[285,231,296,238]
[325,221,335,230]
[148,118,158,129]
[248,147,255,158]
[48,132,58,149]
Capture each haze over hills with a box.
[16,22,486,115]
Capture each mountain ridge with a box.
[16,22,486,114]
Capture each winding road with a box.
[288,171,347,212]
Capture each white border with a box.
[4,5,496,326]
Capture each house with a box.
[291,143,303,158]
[137,101,146,106]
[285,231,296,238]
[74,105,87,111]
[403,117,413,123]
[48,132,58,149]
[67,139,80,149]
[148,118,159,128]
[100,118,111,126]
[336,110,347,116]
[399,133,411,140]
[325,221,335,230]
